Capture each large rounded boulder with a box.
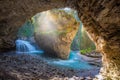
[34,10,80,59]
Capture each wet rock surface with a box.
[0,52,100,80]
[80,52,102,67]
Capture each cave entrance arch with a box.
[0,0,120,79]
[16,7,102,79]
[17,7,97,60]
[17,8,81,59]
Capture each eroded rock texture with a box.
[73,0,120,79]
[0,0,120,79]
[0,0,66,52]
[34,10,79,59]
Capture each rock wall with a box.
[73,0,120,79]
[0,0,120,79]
[0,0,66,51]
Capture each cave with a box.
[0,0,120,80]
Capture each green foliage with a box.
[80,47,93,54]
[79,28,96,54]
[17,20,34,38]
[71,24,96,51]
[80,27,96,50]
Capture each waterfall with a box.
[15,39,43,54]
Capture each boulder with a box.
[34,10,79,59]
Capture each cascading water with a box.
[15,18,44,54]
[15,8,99,70]
[16,40,35,52]
[16,39,43,54]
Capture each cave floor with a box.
[0,51,101,80]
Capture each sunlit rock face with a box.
[34,10,79,59]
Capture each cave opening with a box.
[0,7,102,80]
[0,0,120,80]
[10,8,102,79]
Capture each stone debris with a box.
[0,53,100,80]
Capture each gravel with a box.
[0,52,101,80]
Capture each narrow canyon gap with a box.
[0,0,120,79]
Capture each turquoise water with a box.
[15,40,94,70]
[15,39,44,54]
[46,51,93,69]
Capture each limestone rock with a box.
[0,0,120,79]
[34,10,79,59]
[75,0,120,79]
[0,0,66,52]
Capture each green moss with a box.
[80,47,94,54]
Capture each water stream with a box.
[15,8,98,70]
[15,39,95,70]
[46,51,93,69]
[15,39,43,54]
